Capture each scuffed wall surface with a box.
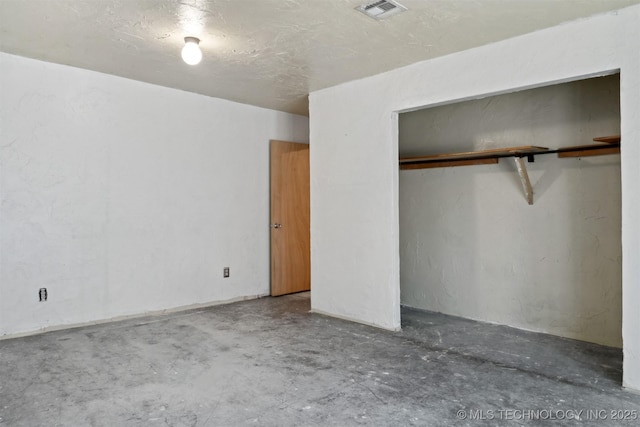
[309,6,639,388]
[0,53,309,337]
[399,76,621,347]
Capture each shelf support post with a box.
[514,157,534,205]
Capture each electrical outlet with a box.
[39,288,47,302]
[223,267,230,278]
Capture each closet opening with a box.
[397,73,622,381]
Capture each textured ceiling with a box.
[1,0,638,116]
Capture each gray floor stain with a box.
[1,293,638,426]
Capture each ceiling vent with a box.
[356,0,407,20]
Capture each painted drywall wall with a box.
[309,5,640,389]
[0,52,309,337]
[399,76,622,347]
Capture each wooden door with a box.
[270,140,310,296]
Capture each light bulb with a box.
[181,37,202,65]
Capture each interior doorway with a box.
[269,140,311,296]
[397,74,622,350]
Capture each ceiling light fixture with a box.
[181,36,202,65]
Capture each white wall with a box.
[0,52,309,337]
[309,5,640,389]
[399,76,622,347]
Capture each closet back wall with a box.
[399,75,621,347]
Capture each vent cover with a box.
[356,0,407,20]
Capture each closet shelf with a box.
[399,146,549,170]
[593,135,621,143]
[399,135,621,205]
[399,136,620,169]
[557,135,620,158]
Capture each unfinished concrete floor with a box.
[1,293,639,426]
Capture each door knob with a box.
[270,223,282,229]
